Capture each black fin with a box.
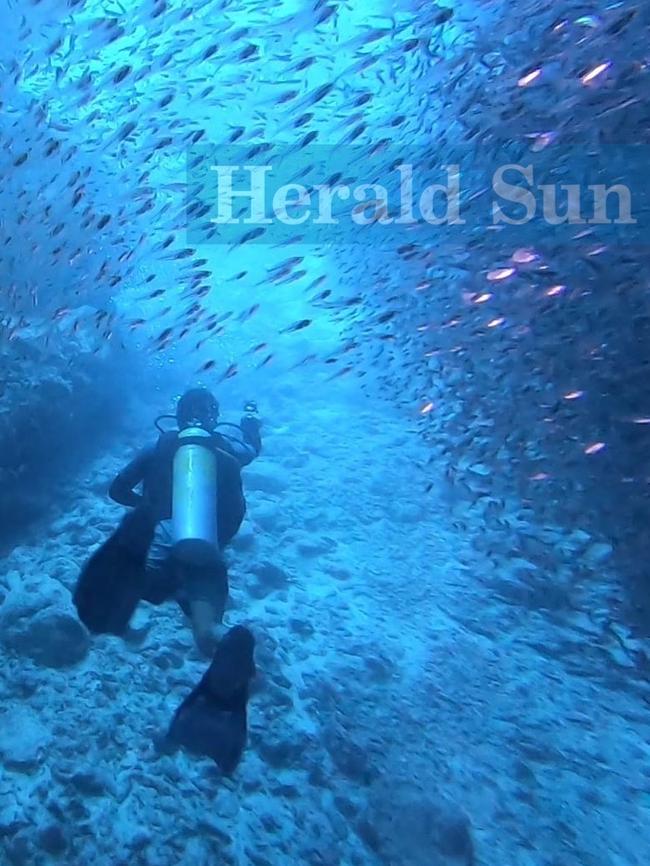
[166,626,255,774]
[73,508,155,635]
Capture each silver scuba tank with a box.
[171,426,219,565]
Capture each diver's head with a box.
[176,387,220,431]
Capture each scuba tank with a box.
[171,426,219,565]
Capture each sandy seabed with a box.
[1,390,648,866]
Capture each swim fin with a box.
[73,508,155,636]
[164,625,256,774]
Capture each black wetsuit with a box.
[109,430,259,546]
[109,424,261,613]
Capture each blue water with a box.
[0,0,649,863]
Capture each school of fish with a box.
[0,0,648,597]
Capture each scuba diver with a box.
[74,387,262,656]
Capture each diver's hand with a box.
[241,400,261,434]
[240,403,262,455]
[240,413,261,439]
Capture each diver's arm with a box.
[225,432,259,468]
[237,415,262,466]
[108,449,151,507]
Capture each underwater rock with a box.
[3,835,33,866]
[3,609,90,668]
[295,532,338,556]
[334,795,360,820]
[1,568,67,606]
[301,508,336,531]
[322,563,352,581]
[605,644,636,669]
[387,500,424,523]
[360,785,475,866]
[255,728,313,769]
[0,708,52,771]
[230,522,256,551]
[324,725,378,785]
[363,653,394,683]
[0,598,90,668]
[37,824,67,856]
[288,617,315,637]
[70,768,112,797]
[250,561,291,595]
[197,815,233,845]
[0,351,125,545]
[5,670,40,700]
[47,555,82,589]
[122,827,153,852]
[249,501,286,533]
[299,842,343,866]
[242,466,289,495]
